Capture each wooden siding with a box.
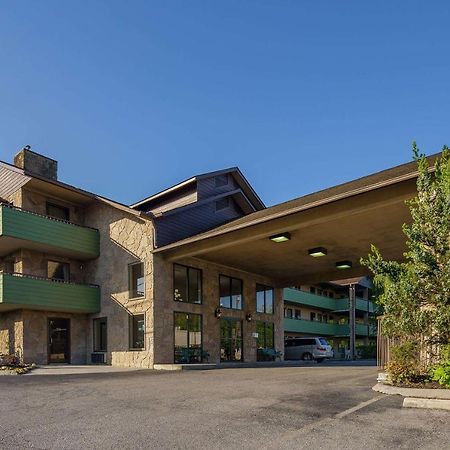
[155,198,243,247]
[197,175,239,200]
[0,164,31,200]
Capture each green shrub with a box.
[356,345,376,359]
[429,344,450,387]
[386,341,424,384]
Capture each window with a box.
[129,314,145,349]
[47,260,70,281]
[317,289,323,296]
[46,202,70,221]
[220,319,243,362]
[310,312,316,321]
[215,197,230,211]
[173,264,202,304]
[129,262,145,298]
[93,318,107,352]
[215,174,228,187]
[310,286,316,294]
[294,309,302,320]
[256,321,275,359]
[174,312,202,363]
[256,284,274,314]
[285,308,293,318]
[219,275,243,309]
[3,259,14,273]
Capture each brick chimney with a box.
[14,145,58,180]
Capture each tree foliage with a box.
[361,144,450,345]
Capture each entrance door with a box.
[48,319,70,363]
[220,319,243,362]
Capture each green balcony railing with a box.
[0,203,100,259]
[284,318,376,337]
[0,272,100,314]
[283,288,375,313]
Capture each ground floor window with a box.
[174,312,202,363]
[256,321,274,361]
[129,314,145,349]
[93,318,107,352]
[220,318,243,362]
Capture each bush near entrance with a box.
[362,145,450,387]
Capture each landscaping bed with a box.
[0,355,36,375]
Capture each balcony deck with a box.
[284,318,376,337]
[0,272,100,314]
[0,203,100,259]
[283,288,375,313]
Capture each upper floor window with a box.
[48,260,70,281]
[46,202,70,221]
[256,284,274,314]
[173,264,202,304]
[285,308,293,318]
[215,174,228,188]
[129,262,145,298]
[129,314,145,350]
[215,197,230,212]
[219,275,243,310]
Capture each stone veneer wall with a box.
[22,310,88,364]
[153,254,284,365]
[84,203,154,368]
[0,310,24,358]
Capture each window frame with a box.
[256,284,274,314]
[173,312,203,364]
[93,317,107,352]
[128,262,145,299]
[47,260,70,282]
[173,263,203,304]
[46,202,70,221]
[219,274,244,310]
[256,321,275,351]
[129,313,145,350]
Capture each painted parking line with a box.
[335,396,385,419]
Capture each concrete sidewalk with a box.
[27,365,146,376]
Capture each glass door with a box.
[174,313,202,363]
[48,318,70,363]
[220,319,243,362]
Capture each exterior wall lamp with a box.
[214,307,222,318]
[308,247,328,257]
[336,260,352,269]
[245,313,253,322]
[269,232,291,243]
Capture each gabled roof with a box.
[0,160,149,219]
[130,167,265,211]
[154,153,439,253]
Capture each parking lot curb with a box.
[373,383,450,401]
[403,397,450,411]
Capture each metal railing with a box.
[0,202,98,231]
[0,271,99,288]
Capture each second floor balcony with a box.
[0,272,100,314]
[283,288,375,313]
[0,203,100,260]
[284,317,376,337]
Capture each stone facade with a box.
[153,254,284,365]
[84,202,154,368]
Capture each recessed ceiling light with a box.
[336,260,352,269]
[308,247,328,257]
[269,232,291,243]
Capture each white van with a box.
[284,337,334,362]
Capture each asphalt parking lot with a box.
[0,362,449,449]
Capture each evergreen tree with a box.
[362,144,450,346]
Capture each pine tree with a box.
[361,144,450,346]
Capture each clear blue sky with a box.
[0,1,449,206]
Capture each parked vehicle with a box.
[284,337,334,362]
